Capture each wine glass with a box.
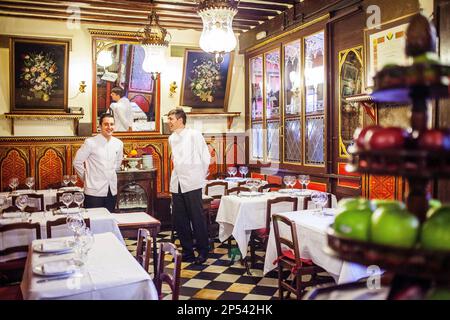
[15,194,30,222]
[62,175,70,187]
[311,192,329,215]
[73,192,85,210]
[9,177,19,194]
[239,166,249,179]
[298,175,310,191]
[61,192,74,212]
[227,166,237,177]
[25,177,35,191]
[67,213,86,243]
[75,227,94,266]
[70,175,78,187]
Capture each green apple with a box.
[426,200,443,218]
[334,208,373,241]
[370,207,419,248]
[425,287,450,300]
[370,199,405,211]
[421,207,450,250]
[337,197,371,211]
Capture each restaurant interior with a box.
[1,0,450,301]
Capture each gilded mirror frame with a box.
[89,29,161,136]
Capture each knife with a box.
[38,251,73,258]
[37,274,76,283]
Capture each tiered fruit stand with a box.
[326,14,450,299]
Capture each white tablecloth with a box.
[216,192,337,257]
[0,188,83,209]
[21,232,158,300]
[1,207,124,262]
[263,209,369,284]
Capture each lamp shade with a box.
[142,44,167,74]
[97,50,113,68]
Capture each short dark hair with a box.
[99,113,114,126]
[167,108,186,125]
[111,87,124,97]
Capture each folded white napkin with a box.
[41,241,71,252]
[41,260,75,275]
[2,212,22,218]
[60,207,80,214]
[0,218,23,225]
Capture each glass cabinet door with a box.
[283,40,302,164]
[264,49,280,162]
[118,182,147,210]
[249,56,263,161]
[304,31,325,166]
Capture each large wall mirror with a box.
[89,29,160,135]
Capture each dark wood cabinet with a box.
[116,169,157,216]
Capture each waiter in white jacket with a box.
[168,108,211,265]
[73,113,123,213]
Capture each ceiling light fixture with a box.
[137,2,171,79]
[197,0,238,64]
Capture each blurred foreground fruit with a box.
[421,207,450,250]
[334,208,372,241]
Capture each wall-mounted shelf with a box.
[4,112,84,135]
[186,112,241,130]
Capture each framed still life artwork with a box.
[180,49,233,111]
[10,37,70,113]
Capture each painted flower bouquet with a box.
[189,58,222,102]
[19,51,59,102]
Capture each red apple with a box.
[367,127,408,150]
[418,129,450,151]
[354,125,382,149]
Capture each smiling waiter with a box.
[73,113,124,213]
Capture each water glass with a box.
[239,166,249,178]
[298,175,310,190]
[311,192,328,215]
[67,213,86,242]
[70,175,78,186]
[25,177,35,191]
[61,192,74,210]
[62,175,70,187]
[15,194,30,221]
[73,192,85,209]
[227,166,237,177]
[9,177,19,193]
[75,227,94,265]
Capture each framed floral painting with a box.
[180,49,233,111]
[10,37,70,113]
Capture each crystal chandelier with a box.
[137,5,171,79]
[197,0,238,63]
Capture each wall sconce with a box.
[79,81,86,93]
[169,81,177,97]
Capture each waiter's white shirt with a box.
[110,97,133,131]
[73,134,123,197]
[169,127,211,194]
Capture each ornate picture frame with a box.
[10,37,70,113]
[180,49,233,111]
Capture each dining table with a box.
[215,189,337,257]
[263,209,373,284]
[20,232,158,300]
[0,187,83,209]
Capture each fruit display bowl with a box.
[326,227,450,282]
[346,148,450,179]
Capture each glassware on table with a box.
[227,166,237,177]
[15,194,30,222]
[70,175,78,186]
[74,227,94,266]
[73,192,85,210]
[9,177,19,193]
[239,166,249,178]
[25,177,35,191]
[62,175,70,187]
[67,213,86,243]
[298,175,310,190]
[61,192,74,212]
[310,191,329,215]
[0,195,6,213]
[245,178,262,193]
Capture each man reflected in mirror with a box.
[110,87,133,132]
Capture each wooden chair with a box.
[12,193,44,212]
[0,284,22,300]
[2,205,39,214]
[227,186,250,195]
[302,193,333,210]
[250,172,265,180]
[258,183,282,193]
[249,197,298,269]
[155,242,181,300]
[272,214,329,299]
[136,228,152,273]
[46,217,91,238]
[204,181,228,243]
[267,175,283,185]
[0,222,41,285]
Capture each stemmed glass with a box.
[70,175,78,187]
[61,192,74,213]
[9,177,19,194]
[73,192,85,211]
[75,227,94,266]
[298,175,310,191]
[239,166,249,179]
[67,213,86,243]
[227,166,237,177]
[245,178,261,193]
[62,175,70,187]
[311,192,329,215]
[25,177,35,191]
[15,194,30,222]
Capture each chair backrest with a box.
[250,172,266,180]
[205,181,228,199]
[227,186,250,195]
[3,205,39,213]
[267,175,283,185]
[46,217,91,238]
[258,183,282,193]
[272,214,302,268]
[155,242,181,300]
[12,193,44,212]
[265,197,298,231]
[302,193,332,210]
[0,222,42,257]
[136,228,152,272]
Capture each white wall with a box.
[0,16,245,137]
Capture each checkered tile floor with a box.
[126,231,331,300]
